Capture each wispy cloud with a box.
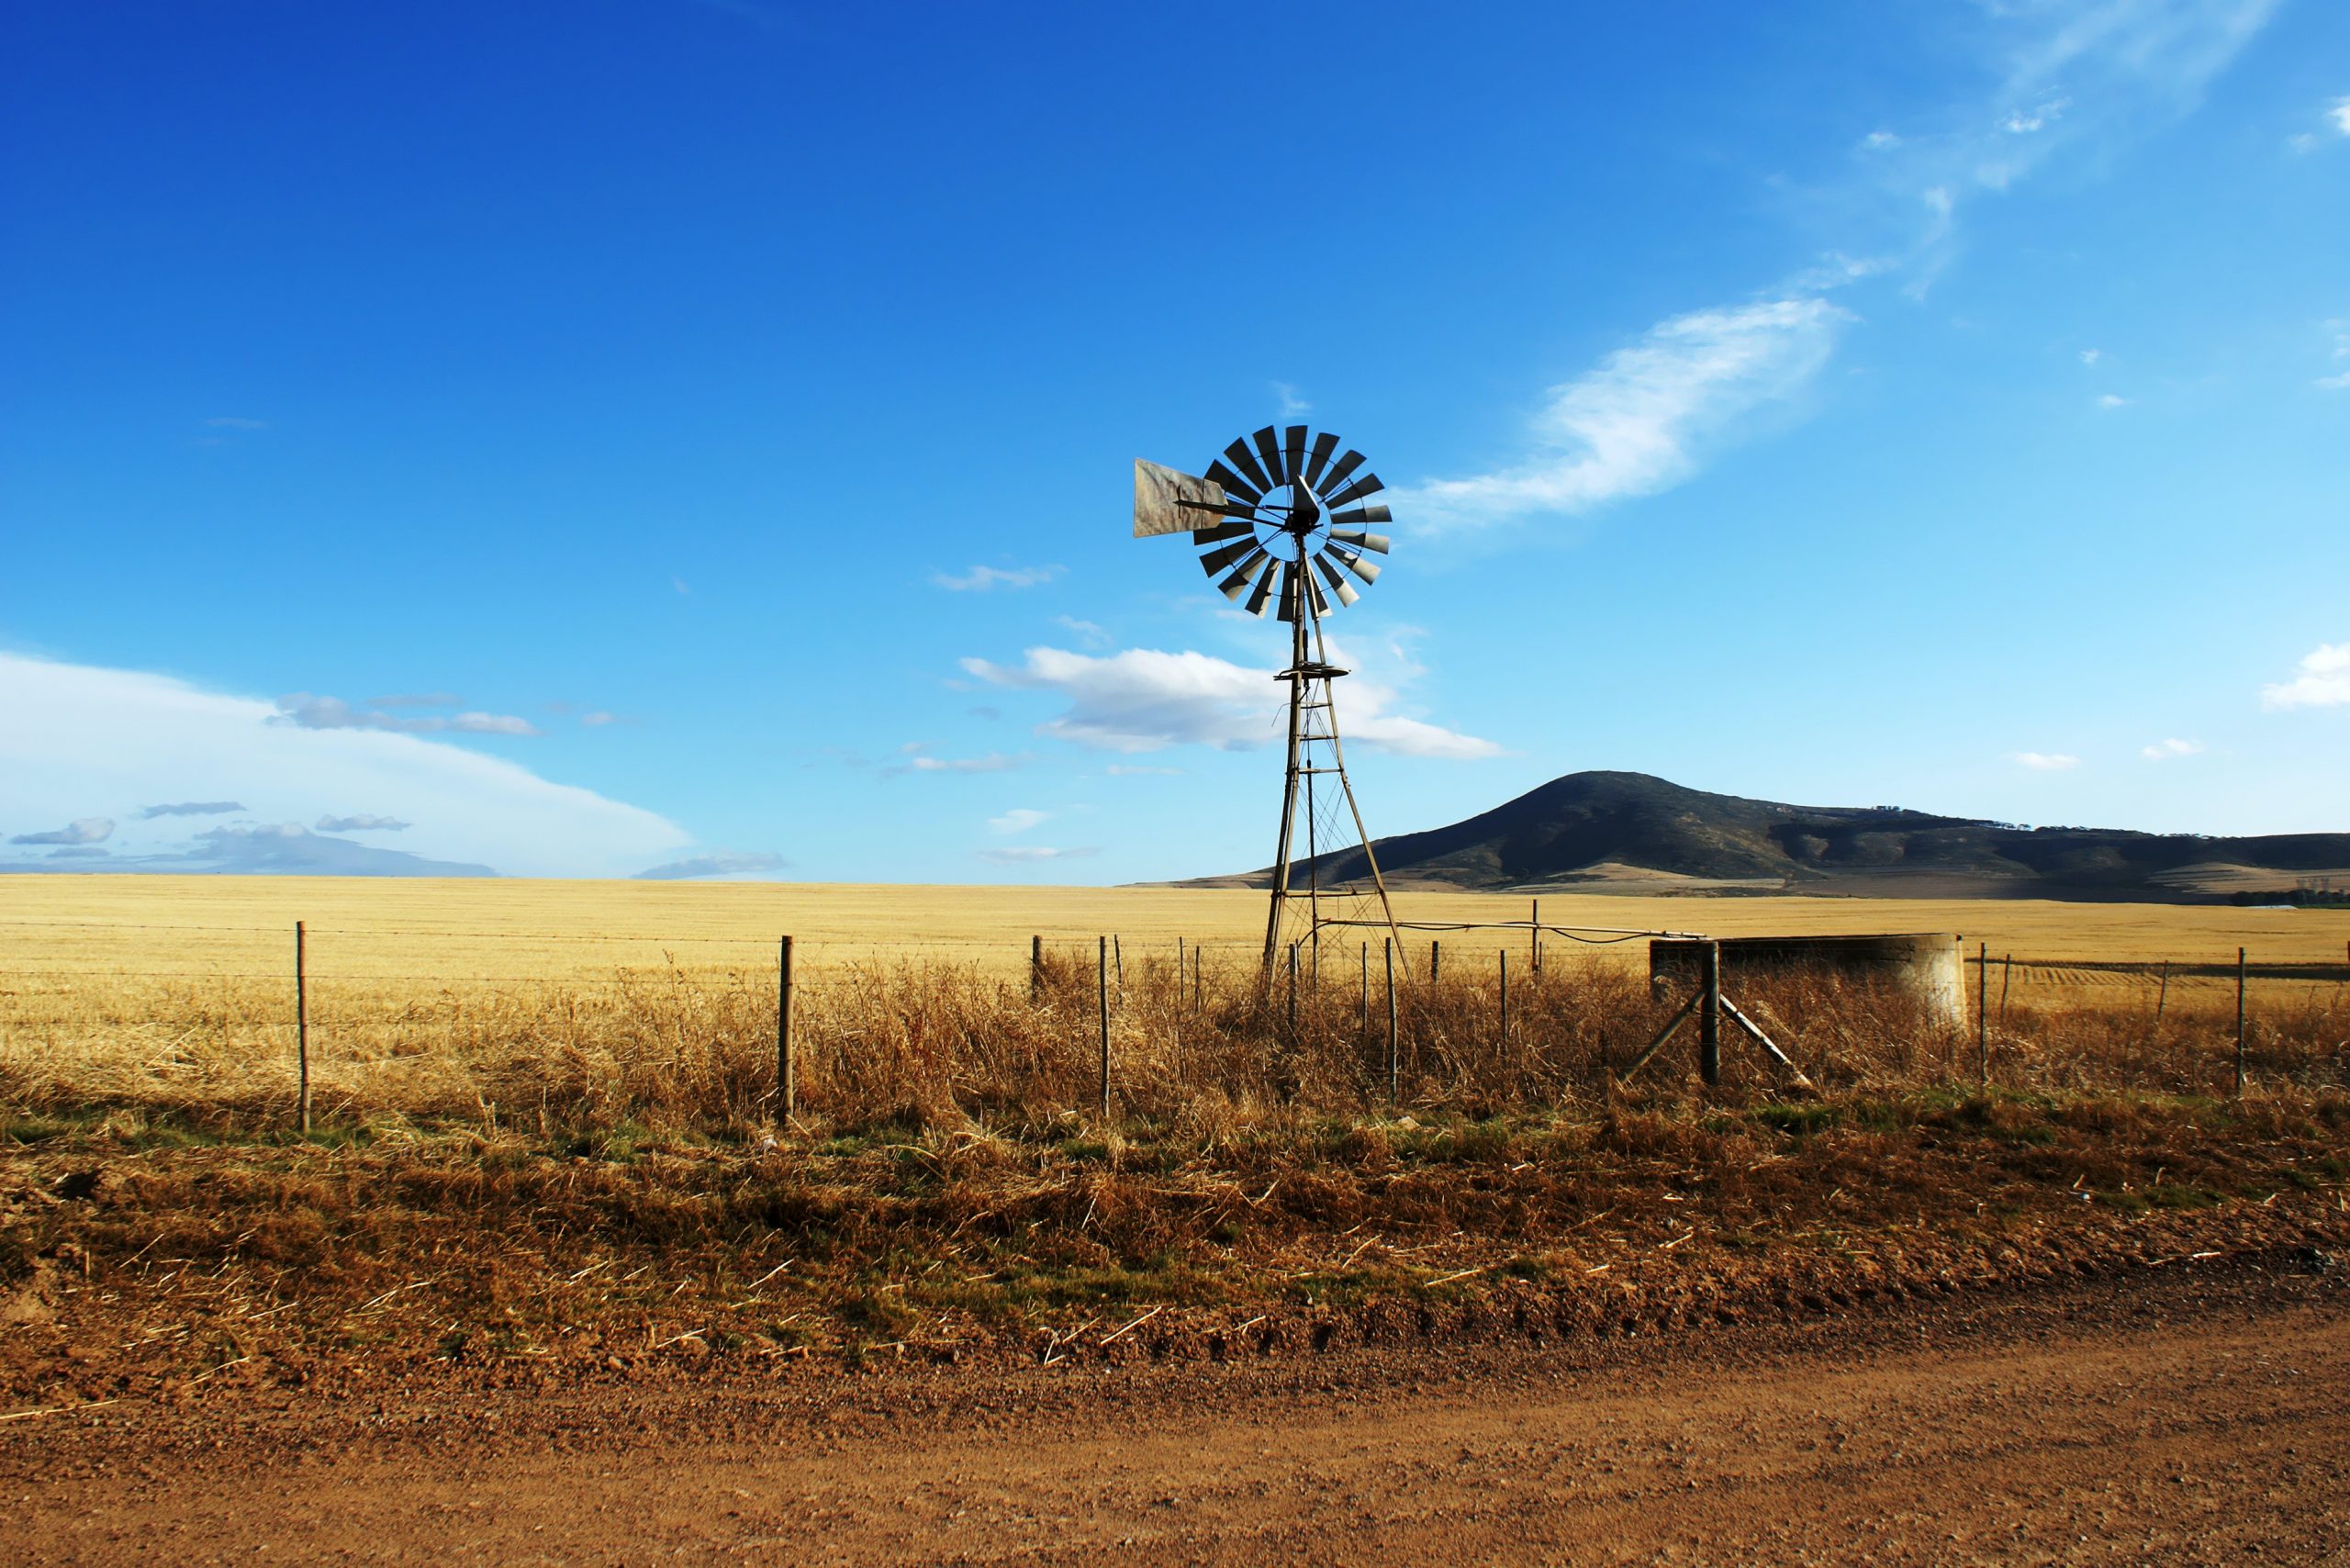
[2012,751,2081,771]
[1391,3,2276,536]
[2080,348,2102,365]
[368,691,463,709]
[580,711,619,727]
[1396,300,1849,532]
[10,817,113,846]
[961,646,1500,760]
[204,416,268,431]
[883,743,1023,777]
[931,564,1064,592]
[1271,381,1311,418]
[987,807,1048,834]
[1105,763,1183,777]
[2097,393,2132,409]
[1055,615,1111,649]
[138,801,245,819]
[2261,641,2350,710]
[976,845,1100,865]
[2140,737,2204,760]
[273,694,541,736]
[632,850,787,880]
[2331,95,2350,136]
[316,813,410,832]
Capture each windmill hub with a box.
[1132,425,1406,973]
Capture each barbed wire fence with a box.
[4,917,2346,1135]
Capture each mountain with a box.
[1188,772,2350,902]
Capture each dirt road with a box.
[12,1260,2346,1565]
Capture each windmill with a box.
[1134,424,1408,975]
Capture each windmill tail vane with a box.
[1134,424,1406,977]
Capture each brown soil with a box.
[8,1255,2346,1564]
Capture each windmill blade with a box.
[1282,425,1307,484]
[1313,553,1358,601]
[1320,448,1367,495]
[1329,528,1390,554]
[1330,503,1392,526]
[1244,562,1279,616]
[1203,459,1262,507]
[1133,459,1227,538]
[1324,472,1383,509]
[1251,426,1287,487]
[1216,548,1270,599]
[1223,438,1274,494]
[1302,431,1339,487]
[1189,520,1255,544]
[1326,544,1382,586]
[1200,536,1263,575]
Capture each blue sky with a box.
[4,0,2346,882]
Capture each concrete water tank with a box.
[1650,934,1966,1026]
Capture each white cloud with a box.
[2000,97,2070,135]
[975,846,1100,865]
[2261,641,2350,710]
[884,743,1022,777]
[1394,299,1849,532]
[2097,393,2132,409]
[2331,95,2350,135]
[987,807,1048,834]
[1272,381,1312,418]
[2140,737,2204,760]
[1055,615,1111,649]
[274,693,541,736]
[2080,348,2101,365]
[316,813,410,832]
[138,800,244,818]
[2320,372,2350,391]
[580,711,618,726]
[10,817,113,846]
[930,564,1064,592]
[632,850,786,880]
[960,645,1501,760]
[0,653,689,877]
[2012,751,2080,771]
[1862,129,1902,150]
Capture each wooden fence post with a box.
[2234,946,2246,1097]
[1113,935,1124,999]
[1531,898,1540,974]
[778,935,797,1121]
[296,921,309,1136]
[1976,941,1989,1085]
[1098,936,1111,1118]
[1430,939,1441,988]
[1998,953,2012,1027]
[1359,941,1369,1035]
[1286,943,1299,1045]
[1699,939,1721,1088]
[1031,935,1043,1002]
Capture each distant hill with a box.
[1187,771,2350,902]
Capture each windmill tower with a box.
[1134,424,1407,975]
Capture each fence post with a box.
[2154,959,2170,1026]
[778,935,796,1121]
[1699,939,1721,1088]
[1360,941,1369,1035]
[296,921,309,1136]
[1976,941,1989,1085]
[1531,898,1540,974]
[1194,943,1203,1013]
[1113,935,1124,999]
[1098,935,1111,1118]
[1031,935,1043,1002]
[2234,946,2246,1096]
[1430,939,1441,988]
[1998,953,2012,1027]
[1384,937,1398,1105]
